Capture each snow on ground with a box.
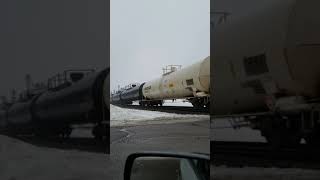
[212,166,320,180]
[162,99,193,107]
[111,104,209,127]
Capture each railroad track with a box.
[211,141,320,169]
[113,104,209,115]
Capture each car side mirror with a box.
[124,151,210,180]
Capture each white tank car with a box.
[212,0,320,146]
[142,56,210,107]
[213,0,320,114]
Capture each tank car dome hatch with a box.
[162,65,182,76]
[124,83,140,90]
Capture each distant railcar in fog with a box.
[0,68,109,139]
[111,57,210,108]
[212,0,320,147]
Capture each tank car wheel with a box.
[266,133,300,148]
[262,126,301,148]
[204,102,210,109]
[140,102,145,106]
[192,102,201,108]
[260,117,301,148]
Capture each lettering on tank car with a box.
[243,53,269,76]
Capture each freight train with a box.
[0,68,109,139]
[212,0,320,146]
[111,57,210,108]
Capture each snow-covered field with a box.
[162,99,193,107]
[111,104,209,127]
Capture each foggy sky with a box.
[111,0,210,92]
[0,1,109,98]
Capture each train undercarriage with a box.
[135,97,210,108]
[3,122,108,140]
[188,97,210,109]
[251,111,320,147]
[225,97,320,148]
[139,100,163,106]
